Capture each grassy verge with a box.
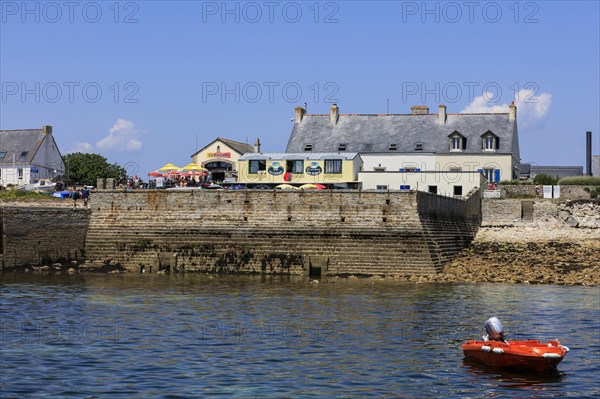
[0,190,59,201]
[557,176,600,186]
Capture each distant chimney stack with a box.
[295,106,306,123]
[438,105,447,124]
[509,101,517,122]
[411,105,429,115]
[586,131,592,176]
[254,138,261,153]
[42,125,52,135]
[330,103,339,124]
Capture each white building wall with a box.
[361,154,436,172]
[435,154,513,182]
[0,164,30,186]
[359,171,484,197]
[361,153,512,181]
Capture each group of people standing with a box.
[71,188,90,208]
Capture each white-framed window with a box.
[483,168,495,182]
[376,185,388,190]
[453,186,463,196]
[452,136,462,150]
[482,132,498,151]
[450,131,466,151]
[18,168,23,179]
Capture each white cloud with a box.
[96,118,143,152]
[462,89,552,130]
[69,141,94,153]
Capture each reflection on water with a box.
[462,358,565,389]
[1,274,599,398]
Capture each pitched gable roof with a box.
[192,137,255,157]
[286,112,517,154]
[219,138,255,155]
[0,128,46,163]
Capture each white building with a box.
[286,103,520,195]
[0,126,65,187]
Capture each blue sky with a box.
[1,0,599,176]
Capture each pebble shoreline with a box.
[365,227,600,286]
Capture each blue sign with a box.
[305,162,322,176]
[268,162,284,176]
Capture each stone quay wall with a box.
[482,198,600,228]
[0,207,90,269]
[82,190,481,276]
[500,184,597,199]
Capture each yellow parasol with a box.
[181,162,208,171]
[275,184,300,190]
[299,184,324,190]
[158,163,181,172]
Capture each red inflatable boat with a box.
[462,339,569,373]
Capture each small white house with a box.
[0,126,65,187]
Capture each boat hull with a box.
[462,340,568,373]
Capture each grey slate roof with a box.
[192,137,255,157]
[0,129,45,163]
[219,138,255,155]
[285,113,518,155]
[240,152,360,161]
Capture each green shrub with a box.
[500,180,532,185]
[584,187,600,198]
[533,174,558,185]
[558,176,600,186]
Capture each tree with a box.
[60,153,127,186]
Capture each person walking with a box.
[71,190,78,208]
[82,188,90,208]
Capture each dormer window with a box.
[415,143,423,151]
[304,144,313,152]
[20,151,28,157]
[363,143,373,151]
[482,131,499,151]
[389,143,397,151]
[338,143,347,151]
[449,131,466,151]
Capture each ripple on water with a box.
[1,275,599,398]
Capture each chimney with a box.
[330,103,339,124]
[438,105,447,124]
[295,106,306,123]
[254,138,261,153]
[411,105,429,115]
[42,125,52,135]
[586,131,592,176]
[509,101,517,122]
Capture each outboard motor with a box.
[484,317,505,341]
